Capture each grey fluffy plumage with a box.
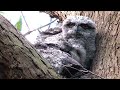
[34,16,96,78]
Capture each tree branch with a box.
[64,64,104,79]
[21,11,30,31]
[23,18,58,36]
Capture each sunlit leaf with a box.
[15,16,22,31]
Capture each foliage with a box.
[15,16,22,31]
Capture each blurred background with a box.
[1,11,58,44]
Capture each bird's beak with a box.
[76,26,82,32]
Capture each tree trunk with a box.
[0,15,61,79]
[45,11,120,79]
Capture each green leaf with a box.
[15,16,22,31]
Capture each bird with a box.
[34,15,96,78]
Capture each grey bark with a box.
[0,15,61,79]
[44,11,120,79]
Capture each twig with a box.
[23,18,58,36]
[79,65,104,79]
[63,63,104,79]
[64,66,74,77]
[48,17,52,29]
[21,11,30,31]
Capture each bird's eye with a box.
[66,22,75,28]
[78,23,94,29]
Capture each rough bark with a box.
[44,11,120,79]
[0,15,61,79]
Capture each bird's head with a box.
[62,16,96,38]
